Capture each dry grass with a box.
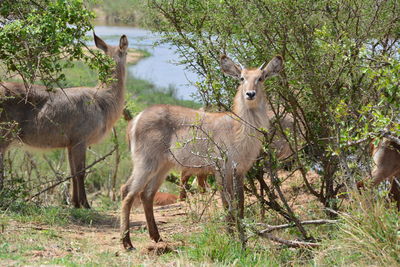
[0,200,200,266]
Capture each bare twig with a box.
[381,130,400,146]
[258,232,320,248]
[257,219,337,234]
[197,189,218,222]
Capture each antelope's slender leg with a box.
[120,164,161,249]
[179,171,191,200]
[0,140,11,190]
[390,177,400,210]
[68,143,90,209]
[67,147,79,208]
[141,164,171,242]
[198,174,208,193]
[0,151,4,190]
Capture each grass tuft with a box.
[5,202,103,226]
[316,191,400,266]
[180,223,278,266]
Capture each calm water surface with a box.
[89,26,199,100]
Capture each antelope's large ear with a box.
[94,33,108,53]
[119,35,128,52]
[262,55,284,79]
[220,55,242,79]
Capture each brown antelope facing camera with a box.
[179,110,296,200]
[0,34,128,208]
[120,54,284,250]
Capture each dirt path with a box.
[1,200,198,266]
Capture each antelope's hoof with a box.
[125,246,136,252]
[356,181,366,191]
[122,237,135,251]
[151,235,163,243]
[81,201,91,209]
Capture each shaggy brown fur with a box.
[120,55,284,250]
[178,109,297,200]
[0,34,128,208]
[361,139,400,209]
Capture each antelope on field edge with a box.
[120,54,284,250]
[179,110,297,200]
[358,138,400,209]
[0,34,128,208]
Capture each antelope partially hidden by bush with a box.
[0,34,128,208]
[360,138,400,209]
[179,110,297,200]
[120,54,284,249]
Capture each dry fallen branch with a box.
[257,219,337,234]
[259,232,320,248]
[250,219,337,248]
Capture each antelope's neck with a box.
[98,61,126,104]
[95,61,126,127]
[109,62,126,99]
[230,94,270,173]
[232,95,269,135]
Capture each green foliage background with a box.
[0,0,400,265]
[0,0,114,87]
[144,0,400,209]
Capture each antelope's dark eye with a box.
[240,77,244,81]
[258,77,263,82]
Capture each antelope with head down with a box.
[0,34,128,208]
[120,54,284,249]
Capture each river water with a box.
[89,26,199,101]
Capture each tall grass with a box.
[179,223,279,266]
[316,191,400,266]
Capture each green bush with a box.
[144,0,400,213]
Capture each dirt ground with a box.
[1,170,324,265]
[2,200,200,266]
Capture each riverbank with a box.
[85,46,145,65]
[91,1,144,26]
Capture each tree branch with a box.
[257,219,337,234]
[258,232,321,248]
[27,147,116,201]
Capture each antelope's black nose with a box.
[246,91,256,99]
